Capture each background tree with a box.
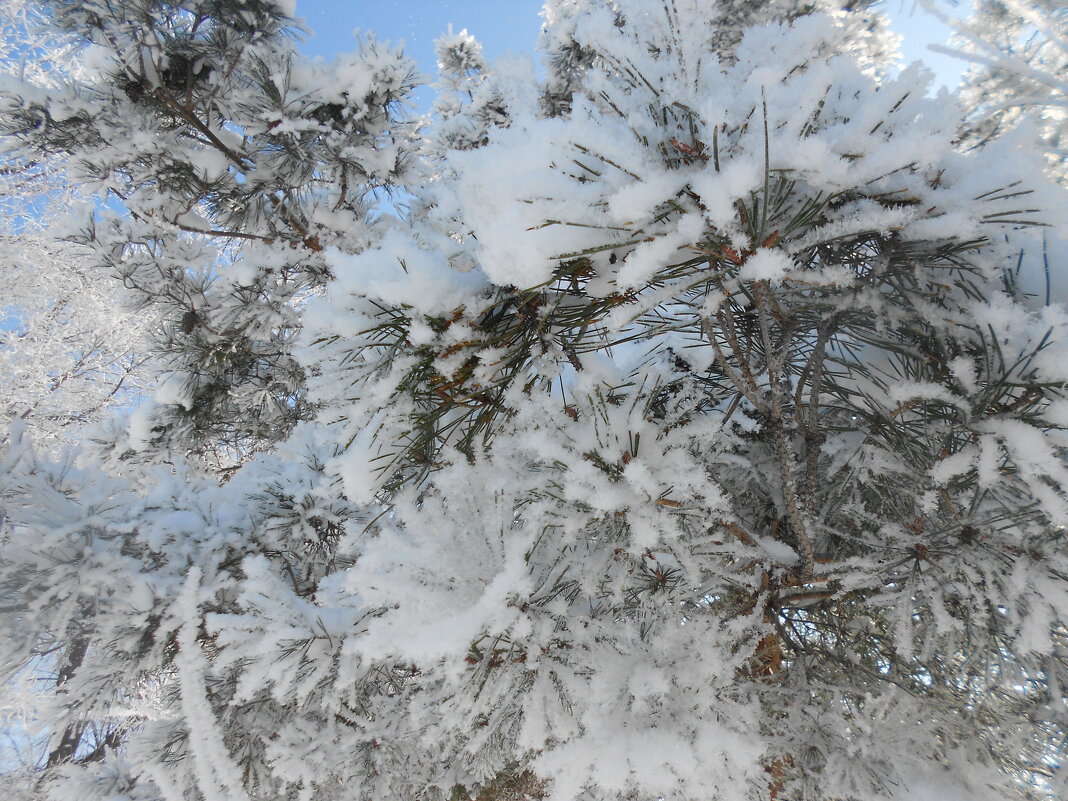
[0,0,151,452]
[0,220,151,452]
[924,0,1067,182]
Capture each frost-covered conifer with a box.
[3,2,1068,801]
[1,0,420,460]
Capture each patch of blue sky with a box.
[0,306,24,335]
[886,0,974,92]
[295,0,543,110]
[292,0,976,100]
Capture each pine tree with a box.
[2,2,1068,801]
[1,0,420,462]
[0,0,418,796]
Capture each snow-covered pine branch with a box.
[2,2,1068,801]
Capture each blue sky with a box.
[296,1,543,84]
[890,1,972,89]
[292,0,973,98]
